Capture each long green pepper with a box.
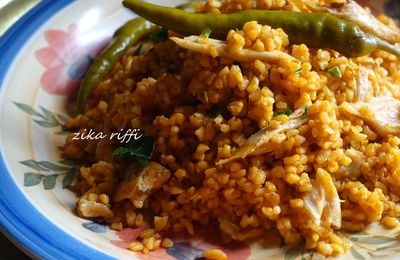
[76,1,199,112]
[76,18,156,112]
[123,0,400,59]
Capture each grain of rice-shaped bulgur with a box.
[63,0,400,257]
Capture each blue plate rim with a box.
[0,0,115,259]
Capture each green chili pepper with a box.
[76,1,199,113]
[123,0,400,59]
[76,18,156,112]
[150,27,169,43]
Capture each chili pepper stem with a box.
[376,38,400,57]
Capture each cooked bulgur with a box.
[62,0,400,257]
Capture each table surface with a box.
[0,0,40,259]
[0,232,31,259]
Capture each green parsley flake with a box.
[207,106,221,118]
[201,27,212,38]
[326,66,342,78]
[112,135,155,167]
[303,105,309,116]
[273,109,293,117]
[294,67,303,75]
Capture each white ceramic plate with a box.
[1,0,400,259]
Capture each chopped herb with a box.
[273,109,293,117]
[112,135,155,167]
[201,27,212,38]
[207,106,220,118]
[294,67,303,75]
[150,27,169,43]
[135,157,150,167]
[326,66,342,78]
[134,43,143,56]
[303,105,309,116]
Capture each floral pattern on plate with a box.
[111,226,251,260]
[35,23,108,96]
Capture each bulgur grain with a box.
[203,249,228,260]
[62,0,400,257]
[128,242,144,252]
[161,238,174,248]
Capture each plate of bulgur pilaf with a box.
[2,0,400,259]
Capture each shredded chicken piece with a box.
[303,168,341,229]
[77,199,114,218]
[113,162,171,208]
[341,96,400,136]
[285,0,305,11]
[303,0,400,44]
[340,149,364,179]
[354,67,373,102]
[170,36,297,63]
[217,108,308,164]
[218,218,263,241]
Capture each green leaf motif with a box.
[55,130,71,136]
[40,106,58,122]
[376,245,400,251]
[13,102,40,116]
[350,248,365,260]
[13,102,67,131]
[62,169,76,188]
[285,242,303,260]
[56,114,68,124]
[20,160,48,171]
[38,161,70,171]
[24,172,43,186]
[43,175,57,190]
[21,159,79,190]
[367,252,377,258]
[33,119,59,128]
[58,160,82,166]
[351,236,397,245]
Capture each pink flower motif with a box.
[111,225,251,260]
[110,227,147,249]
[35,23,108,96]
[186,227,251,260]
[111,226,176,260]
